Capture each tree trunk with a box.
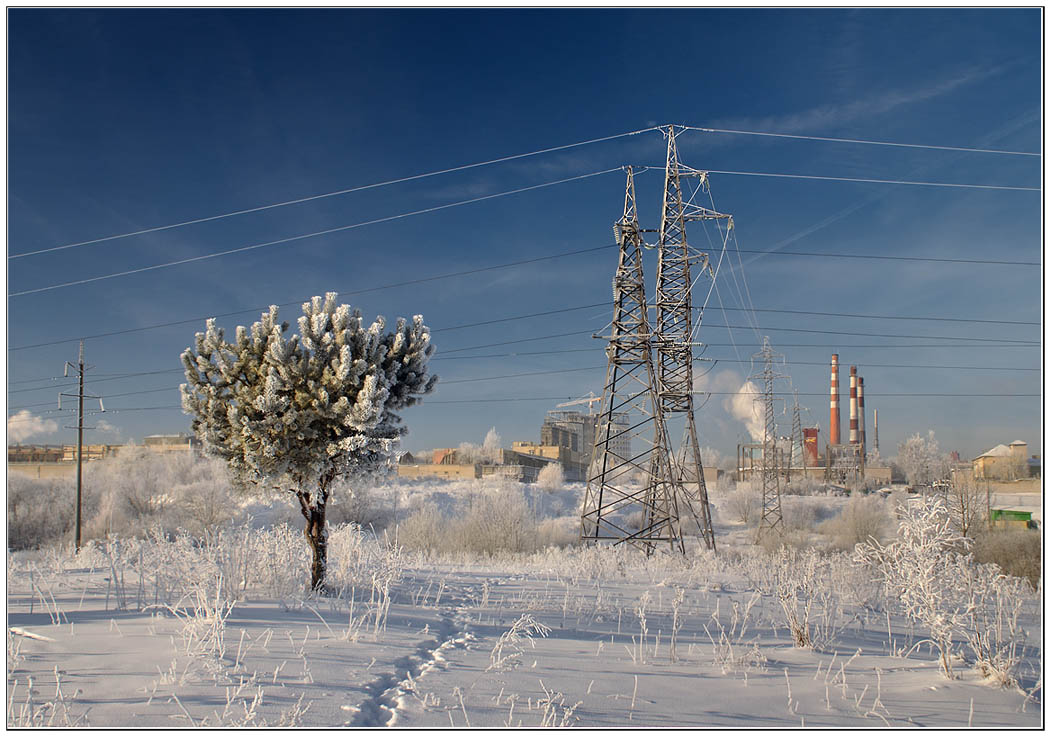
[305,505,328,593]
[298,477,332,594]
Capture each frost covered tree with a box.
[942,475,987,539]
[482,427,503,464]
[855,496,965,677]
[180,293,437,591]
[895,430,950,486]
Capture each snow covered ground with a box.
[6,478,1042,728]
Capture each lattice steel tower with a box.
[580,167,683,553]
[652,126,729,552]
[750,337,786,541]
[788,390,806,482]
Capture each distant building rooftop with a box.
[974,444,1012,460]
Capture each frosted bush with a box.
[773,548,818,648]
[782,498,825,531]
[7,476,75,550]
[856,496,964,677]
[456,488,538,555]
[958,560,1030,686]
[397,503,445,553]
[171,479,236,537]
[325,481,394,530]
[857,495,1036,684]
[820,494,890,551]
[972,528,1041,589]
[536,518,578,549]
[396,488,544,556]
[536,463,564,491]
[724,484,761,526]
[76,449,236,542]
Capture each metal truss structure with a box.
[750,337,786,541]
[580,167,684,553]
[788,390,806,482]
[581,126,729,553]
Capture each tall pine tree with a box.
[181,293,436,591]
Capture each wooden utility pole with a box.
[61,341,101,554]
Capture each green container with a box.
[989,509,1032,522]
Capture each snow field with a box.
[6,480,1043,728]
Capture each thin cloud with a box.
[7,410,59,443]
[710,64,1012,135]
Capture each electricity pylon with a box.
[581,127,732,554]
[789,390,806,482]
[652,126,729,552]
[580,167,682,553]
[750,337,786,541]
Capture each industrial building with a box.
[8,434,200,479]
[506,399,630,483]
[735,353,891,486]
[973,440,1036,481]
[396,446,560,483]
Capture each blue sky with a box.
[7,9,1042,462]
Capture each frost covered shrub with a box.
[325,481,394,530]
[81,449,236,541]
[457,488,538,555]
[820,494,890,550]
[397,502,445,553]
[781,476,824,497]
[397,488,547,556]
[857,496,1035,684]
[536,463,564,491]
[782,498,828,531]
[856,496,962,677]
[972,528,1041,590]
[536,518,579,549]
[7,476,75,550]
[724,484,761,526]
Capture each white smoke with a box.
[7,410,59,443]
[95,419,121,437]
[724,381,765,443]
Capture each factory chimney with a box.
[829,354,841,445]
[849,365,858,445]
[858,377,866,459]
[873,409,879,454]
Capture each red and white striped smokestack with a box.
[858,376,866,458]
[829,354,841,445]
[849,366,858,445]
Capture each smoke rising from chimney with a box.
[726,380,765,442]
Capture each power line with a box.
[10,127,658,261]
[8,339,1043,393]
[11,382,1041,419]
[8,351,1040,407]
[441,323,1036,355]
[729,248,1039,267]
[9,168,624,298]
[9,382,79,395]
[14,121,1035,264]
[8,244,1038,353]
[686,125,1041,157]
[9,245,620,351]
[11,164,1040,299]
[10,319,1037,389]
[702,168,1039,192]
[706,323,1037,344]
[709,305,1038,326]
